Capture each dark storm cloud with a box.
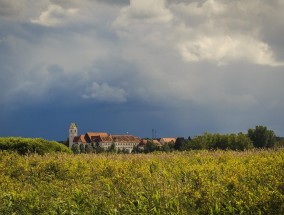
[0,0,25,17]
[0,0,284,139]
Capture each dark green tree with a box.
[132,145,143,153]
[79,144,86,154]
[107,143,116,153]
[234,133,254,150]
[274,137,284,148]
[121,148,129,154]
[85,144,94,153]
[71,144,80,154]
[161,143,171,152]
[93,142,105,153]
[174,137,189,151]
[248,125,276,148]
[145,140,158,153]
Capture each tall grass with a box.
[0,150,283,214]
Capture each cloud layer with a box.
[1,0,284,139]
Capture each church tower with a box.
[69,123,78,148]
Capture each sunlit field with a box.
[0,150,283,214]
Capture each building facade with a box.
[68,123,140,153]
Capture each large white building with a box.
[69,123,141,152]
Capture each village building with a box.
[159,138,176,145]
[69,123,141,153]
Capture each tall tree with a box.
[174,137,188,151]
[145,140,158,153]
[85,144,93,153]
[79,144,86,154]
[248,125,276,148]
[71,144,80,154]
[107,143,116,153]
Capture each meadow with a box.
[0,150,283,214]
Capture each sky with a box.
[1,0,284,141]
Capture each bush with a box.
[0,137,71,155]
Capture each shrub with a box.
[0,137,71,155]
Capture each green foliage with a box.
[248,125,276,148]
[0,137,71,155]
[71,144,80,154]
[132,145,144,153]
[174,137,189,151]
[189,132,253,151]
[61,138,69,147]
[79,143,86,154]
[107,143,116,153]
[161,142,174,152]
[85,143,94,153]
[144,140,159,153]
[0,150,283,214]
[93,142,105,154]
[274,137,284,148]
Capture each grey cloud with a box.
[51,0,129,7]
[1,0,284,136]
[0,0,26,17]
[47,64,64,74]
[0,0,49,22]
[96,0,129,5]
[113,0,173,27]
[82,82,128,103]
[167,0,284,66]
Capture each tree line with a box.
[71,141,132,154]
[140,125,283,153]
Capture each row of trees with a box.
[174,132,253,151]
[175,125,283,151]
[131,133,252,153]
[71,142,131,154]
[133,125,283,153]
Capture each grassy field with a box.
[0,150,283,214]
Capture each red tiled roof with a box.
[111,135,140,143]
[139,139,148,146]
[160,138,176,144]
[85,132,108,143]
[78,135,87,143]
[153,140,161,146]
[100,136,113,142]
[81,132,140,144]
[139,139,161,146]
[73,135,87,143]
